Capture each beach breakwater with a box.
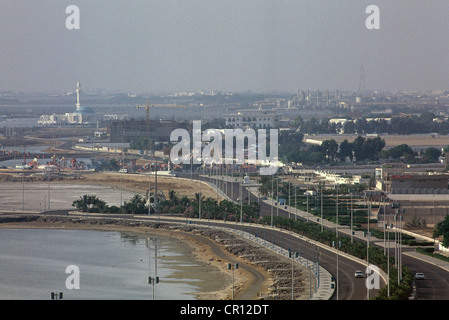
[0,214,307,300]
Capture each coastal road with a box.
[4,171,449,299]
[210,176,375,300]
[198,173,449,300]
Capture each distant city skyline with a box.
[2,1,449,94]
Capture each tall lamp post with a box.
[319,182,324,232]
[147,238,160,300]
[228,263,239,300]
[332,240,341,300]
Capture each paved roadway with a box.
[3,171,449,299]
[194,172,449,300]
[179,173,381,300]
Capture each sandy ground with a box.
[0,171,289,300]
[56,172,221,200]
[309,133,449,148]
[0,218,271,300]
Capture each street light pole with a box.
[336,185,339,237]
[271,175,274,227]
[295,184,297,222]
[148,163,151,216]
[333,240,341,300]
[276,173,279,217]
[288,181,291,219]
[320,182,324,232]
[147,238,159,300]
[228,263,239,300]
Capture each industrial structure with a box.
[38,81,100,125]
[108,119,189,143]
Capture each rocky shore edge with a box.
[0,214,308,300]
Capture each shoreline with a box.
[0,217,272,300]
[0,172,308,300]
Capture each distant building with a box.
[108,119,189,143]
[376,165,449,194]
[38,82,100,125]
[224,109,276,129]
[387,173,449,194]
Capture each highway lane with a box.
[204,173,449,300]
[148,216,378,300]
[179,173,381,300]
[402,252,449,300]
[5,171,449,299]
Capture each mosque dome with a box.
[74,106,95,114]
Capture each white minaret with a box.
[76,81,81,111]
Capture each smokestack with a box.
[76,81,81,111]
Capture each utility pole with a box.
[147,238,160,300]
[271,175,274,227]
[350,190,354,243]
[50,292,63,300]
[320,182,324,232]
[366,204,371,300]
[148,163,151,216]
[199,163,203,219]
[333,240,341,300]
[288,181,291,219]
[276,173,279,217]
[295,184,297,222]
[289,249,298,300]
[228,263,238,300]
[336,185,339,237]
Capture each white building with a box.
[38,82,100,125]
[224,109,276,129]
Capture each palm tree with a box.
[125,194,147,214]
[168,189,179,205]
[72,194,107,213]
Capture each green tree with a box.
[124,194,147,214]
[434,215,449,247]
[338,139,353,162]
[422,147,441,163]
[72,194,107,213]
[168,189,179,205]
[383,144,415,160]
[130,137,154,151]
[352,136,366,161]
[321,139,339,162]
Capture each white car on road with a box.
[414,272,425,280]
[354,270,365,278]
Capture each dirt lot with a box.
[78,172,220,200]
[310,133,449,148]
[0,171,220,201]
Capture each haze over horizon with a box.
[2,1,449,95]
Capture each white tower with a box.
[76,81,81,111]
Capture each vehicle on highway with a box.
[414,272,425,280]
[354,270,365,278]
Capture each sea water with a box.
[0,228,214,300]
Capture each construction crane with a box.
[136,100,151,123]
[136,100,151,136]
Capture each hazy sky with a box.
[1,1,449,94]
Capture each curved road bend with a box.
[18,173,449,299]
[200,174,449,300]
[141,215,379,300]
